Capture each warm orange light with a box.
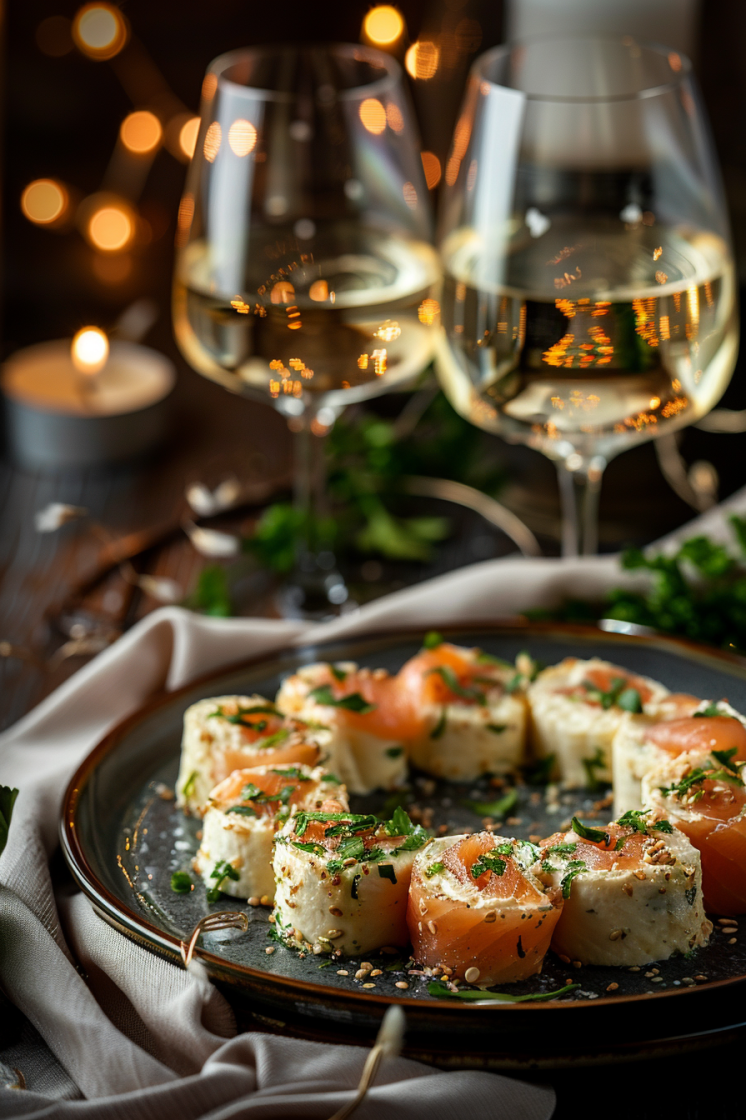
[179,117,200,159]
[228,119,257,157]
[21,179,69,225]
[202,73,218,101]
[203,121,222,162]
[418,299,440,325]
[403,182,418,209]
[363,5,404,45]
[386,103,404,132]
[87,203,134,252]
[120,110,162,154]
[72,3,128,60]
[309,280,330,301]
[420,151,441,189]
[405,40,440,80]
[71,327,109,375]
[359,98,387,134]
[271,281,295,304]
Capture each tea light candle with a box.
[1,333,176,470]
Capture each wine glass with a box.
[436,35,738,555]
[173,44,441,615]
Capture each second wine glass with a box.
[436,36,737,555]
[173,44,441,614]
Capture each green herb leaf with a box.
[694,702,724,718]
[581,747,606,790]
[560,860,587,898]
[386,746,404,758]
[463,787,518,818]
[378,864,397,884]
[292,840,326,856]
[571,817,610,844]
[470,851,509,878]
[258,729,291,749]
[170,871,192,894]
[546,841,577,856]
[427,665,487,706]
[424,861,445,878]
[617,688,643,713]
[187,564,231,617]
[427,980,580,1002]
[711,747,741,774]
[181,771,198,799]
[308,686,376,714]
[206,859,240,903]
[423,631,444,649]
[225,805,258,817]
[330,665,348,682]
[430,708,447,739]
[487,723,508,734]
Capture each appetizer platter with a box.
[61,623,746,1068]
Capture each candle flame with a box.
[72,327,109,376]
[72,3,128,59]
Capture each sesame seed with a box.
[558,954,571,964]
[483,910,497,923]
[628,966,640,972]
[326,929,344,940]
[464,967,481,984]
[634,870,646,880]
[363,982,376,989]
[370,969,383,977]
[572,960,582,969]
[681,977,695,986]
[609,929,623,941]
[606,982,619,992]
[355,969,368,980]
[395,981,409,990]
[427,920,438,935]
[651,977,664,984]
[248,897,261,907]
[337,969,349,976]
[260,895,271,907]
[329,906,343,917]
[695,975,708,982]
[644,971,655,978]
[265,947,275,955]
[718,918,738,926]
[343,858,357,867]
[361,962,373,969]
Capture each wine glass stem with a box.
[556,456,606,557]
[293,411,328,570]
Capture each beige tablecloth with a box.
[1,532,736,1118]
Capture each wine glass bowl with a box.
[436,36,738,554]
[173,44,441,614]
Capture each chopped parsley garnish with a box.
[181,771,197,798]
[430,708,447,739]
[615,809,673,835]
[462,787,518,818]
[308,686,376,713]
[487,723,508,734]
[571,817,611,845]
[694,702,724,718]
[225,805,258,817]
[711,747,741,775]
[206,860,240,903]
[291,840,325,856]
[269,766,305,778]
[240,781,295,806]
[581,747,606,789]
[546,841,577,856]
[294,810,372,837]
[560,860,587,898]
[428,980,580,1002]
[475,650,513,670]
[617,688,643,713]
[423,630,444,649]
[170,871,192,894]
[470,845,513,879]
[425,861,445,878]
[208,703,279,724]
[257,729,291,749]
[427,665,487,706]
[386,746,404,758]
[662,754,745,799]
[324,814,379,837]
[581,677,641,712]
[378,864,397,884]
[330,665,348,681]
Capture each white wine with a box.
[437,219,737,462]
[174,225,441,412]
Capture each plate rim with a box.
[60,618,746,1018]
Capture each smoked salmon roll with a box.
[642,747,746,914]
[527,658,669,787]
[176,695,330,815]
[407,832,562,986]
[535,813,710,965]
[272,804,428,954]
[194,764,347,904]
[275,663,410,794]
[394,643,529,781]
[613,699,746,816]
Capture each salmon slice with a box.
[540,823,648,872]
[300,665,423,742]
[558,667,655,707]
[207,767,315,819]
[396,644,508,711]
[407,833,562,987]
[644,716,746,760]
[215,736,320,785]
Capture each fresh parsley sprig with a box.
[308,686,376,714]
[428,980,580,1002]
[207,860,240,903]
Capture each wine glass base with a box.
[275,572,358,621]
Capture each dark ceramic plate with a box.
[61,622,746,1068]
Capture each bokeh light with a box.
[405,41,440,80]
[420,151,441,189]
[72,3,128,60]
[386,103,404,132]
[359,98,387,134]
[203,121,222,162]
[228,119,257,157]
[86,201,135,252]
[120,110,162,154]
[179,117,200,159]
[71,327,109,375]
[363,6,404,45]
[202,73,218,101]
[21,179,69,226]
[402,182,418,209]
